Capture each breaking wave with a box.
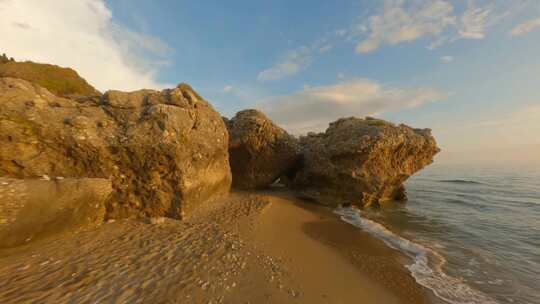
[334,207,499,304]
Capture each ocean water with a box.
[335,165,540,304]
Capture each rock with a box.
[226,109,299,189]
[0,177,111,248]
[291,117,439,207]
[148,217,166,225]
[0,77,231,219]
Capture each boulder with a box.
[0,177,111,248]
[226,109,299,189]
[291,117,439,207]
[0,77,231,219]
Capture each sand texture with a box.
[0,191,436,303]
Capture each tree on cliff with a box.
[0,53,15,64]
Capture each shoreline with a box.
[233,190,440,304]
[0,191,439,303]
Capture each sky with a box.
[0,0,539,167]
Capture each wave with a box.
[437,179,484,185]
[334,207,499,304]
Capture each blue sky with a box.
[1,0,539,166]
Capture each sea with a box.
[335,164,540,304]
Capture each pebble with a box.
[41,175,50,181]
[149,217,165,224]
[201,281,210,290]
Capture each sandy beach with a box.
[0,191,438,303]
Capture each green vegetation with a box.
[364,117,391,126]
[0,54,99,97]
[0,53,15,64]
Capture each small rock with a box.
[149,217,166,224]
[201,281,210,290]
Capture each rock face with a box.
[0,177,111,248]
[291,117,439,207]
[226,109,299,189]
[0,77,231,219]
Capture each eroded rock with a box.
[0,177,111,248]
[0,77,231,219]
[226,109,299,189]
[291,117,439,207]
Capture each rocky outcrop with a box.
[291,117,439,207]
[0,77,231,220]
[226,109,299,189]
[0,60,100,98]
[0,177,111,248]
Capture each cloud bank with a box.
[0,0,172,91]
[259,79,447,134]
[257,0,534,81]
[355,0,456,53]
[354,0,529,53]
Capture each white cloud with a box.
[353,0,529,53]
[355,0,456,53]
[223,85,233,93]
[258,79,447,134]
[0,0,172,91]
[510,17,540,36]
[257,47,312,81]
[441,56,454,62]
[257,38,336,81]
[457,2,493,39]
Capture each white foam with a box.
[334,207,499,304]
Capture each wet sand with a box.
[0,191,437,303]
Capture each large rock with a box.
[291,117,439,207]
[226,109,299,189]
[0,77,231,219]
[0,177,111,248]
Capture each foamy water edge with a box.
[334,207,499,304]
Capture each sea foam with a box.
[334,207,499,304]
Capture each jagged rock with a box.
[0,77,231,219]
[0,177,111,248]
[291,117,439,207]
[226,109,299,189]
